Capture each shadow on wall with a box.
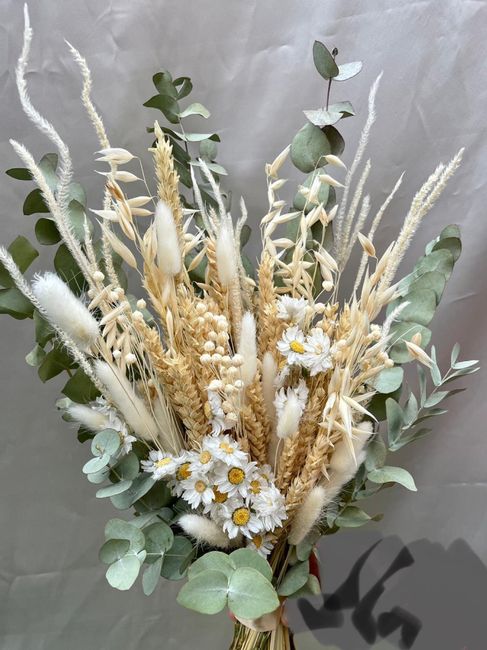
[290,531,487,650]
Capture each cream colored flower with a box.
[277,325,306,365]
[276,296,308,324]
[302,328,333,376]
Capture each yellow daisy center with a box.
[250,480,262,494]
[228,467,245,485]
[290,340,305,354]
[252,534,263,549]
[176,462,192,481]
[219,441,235,454]
[232,507,250,526]
[213,487,228,503]
[194,480,207,493]
[199,450,212,464]
[155,457,172,468]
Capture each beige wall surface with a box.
[0,1,486,648]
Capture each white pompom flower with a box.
[276,296,308,324]
[274,379,309,418]
[252,485,287,531]
[302,328,333,376]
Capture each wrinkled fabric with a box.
[0,1,486,648]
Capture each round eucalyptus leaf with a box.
[389,323,432,364]
[105,518,145,553]
[111,452,139,481]
[67,200,93,241]
[368,466,417,491]
[91,429,120,457]
[335,506,371,528]
[35,218,61,245]
[86,467,110,484]
[312,40,339,80]
[82,454,110,474]
[229,548,273,582]
[365,436,387,471]
[324,125,345,156]
[188,551,235,580]
[144,522,174,563]
[401,271,446,304]
[291,123,331,173]
[228,568,279,619]
[432,236,462,262]
[303,108,343,127]
[142,556,163,596]
[389,289,437,327]
[99,538,130,565]
[293,168,330,212]
[277,561,309,597]
[67,183,87,207]
[334,61,363,81]
[96,480,133,498]
[177,570,229,614]
[413,249,454,281]
[369,366,404,394]
[134,480,172,513]
[199,138,217,160]
[160,536,195,580]
[106,554,141,591]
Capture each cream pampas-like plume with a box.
[94,360,159,442]
[288,486,327,546]
[32,272,99,351]
[276,394,303,440]
[178,514,231,549]
[238,312,258,386]
[154,200,182,276]
[216,217,238,286]
[66,404,109,431]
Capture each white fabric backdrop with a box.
[1,1,486,648]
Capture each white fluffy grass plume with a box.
[154,200,182,276]
[32,272,99,351]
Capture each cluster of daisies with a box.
[142,433,287,556]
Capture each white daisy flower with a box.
[203,485,231,521]
[207,391,234,433]
[252,485,287,531]
[141,450,179,480]
[167,458,194,496]
[277,325,306,365]
[258,464,276,485]
[120,431,137,455]
[214,460,258,498]
[274,364,291,389]
[221,500,263,539]
[246,532,276,557]
[189,446,216,473]
[277,296,308,324]
[181,474,215,508]
[302,328,333,376]
[274,379,309,418]
[204,434,248,466]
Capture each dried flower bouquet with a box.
[0,7,479,650]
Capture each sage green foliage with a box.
[178,549,279,618]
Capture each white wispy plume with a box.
[276,394,303,440]
[32,272,99,352]
[216,217,238,286]
[238,312,257,386]
[178,514,231,549]
[154,200,182,276]
[66,404,109,430]
[288,486,327,546]
[94,360,159,443]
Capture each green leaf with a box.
[152,70,177,96]
[389,289,437,327]
[25,344,46,367]
[175,132,217,142]
[177,570,229,614]
[142,556,163,596]
[62,368,99,403]
[432,236,462,262]
[134,480,173,512]
[295,530,320,561]
[99,538,130,564]
[290,123,331,173]
[106,554,141,591]
[278,561,309,597]
[68,183,87,206]
[188,551,235,580]
[368,466,417,491]
[385,398,404,448]
[112,452,139,480]
[370,367,404,394]
[414,249,454,282]
[34,310,54,346]
[38,345,75,381]
[86,467,110,484]
[96,480,133,498]
[54,244,87,295]
[160,536,195,580]
[389,322,431,364]
[303,108,343,127]
[312,41,339,80]
[324,125,345,156]
[67,200,93,241]
[229,548,273,582]
[110,474,155,510]
[23,188,49,215]
[334,61,363,81]
[82,454,110,474]
[179,102,210,119]
[38,153,59,190]
[400,271,446,304]
[335,506,371,528]
[199,138,217,160]
[6,167,32,180]
[143,94,180,124]
[0,236,39,288]
[174,76,193,99]
[144,522,174,562]
[91,429,121,457]
[0,287,33,319]
[229,568,279,619]
[327,101,355,117]
[35,218,61,245]
[105,518,145,552]
[365,435,387,471]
